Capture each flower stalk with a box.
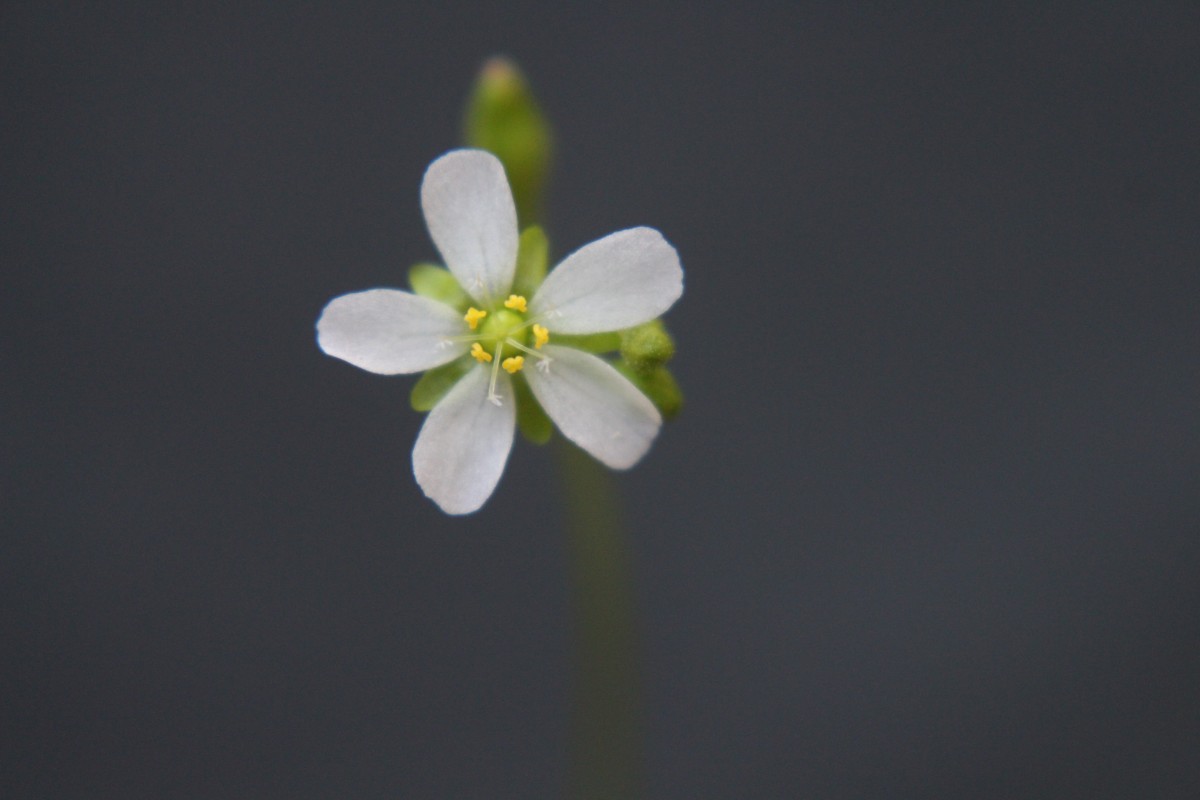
[559,440,645,799]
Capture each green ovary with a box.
[477,308,528,352]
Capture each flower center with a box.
[461,295,554,405]
[477,308,527,352]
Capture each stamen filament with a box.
[487,342,504,406]
[504,338,551,360]
[447,333,487,344]
[505,313,553,336]
[505,338,553,373]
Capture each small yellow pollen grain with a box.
[501,355,525,374]
[470,342,493,363]
[464,307,487,330]
[532,324,550,349]
[503,294,528,313]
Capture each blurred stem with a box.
[557,440,644,800]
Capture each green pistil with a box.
[478,308,528,351]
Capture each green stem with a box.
[557,440,644,800]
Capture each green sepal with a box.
[513,225,549,297]
[463,57,553,228]
[409,263,468,309]
[513,376,553,444]
[619,320,675,375]
[410,357,474,412]
[617,362,683,420]
[553,332,622,353]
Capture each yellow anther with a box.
[503,294,528,313]
[470,342,493,363]
[532,324,550,349]
[464,307,488,330]
[501,355,525,374]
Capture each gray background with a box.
[4,2,1198,797]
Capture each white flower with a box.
[316,149,683,515]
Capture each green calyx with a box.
[408,263,468,310]
[513,376,553,444]
[410,357,473,412]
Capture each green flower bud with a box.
[619,320,675,375]
[464,57,553,228]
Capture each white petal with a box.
[524,345,661,469]
[317,289,467,374]
[420,149,518,306]
[529,227,683,334]
[412,364,515,515]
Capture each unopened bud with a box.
[464,57,553,227]
[619,320,675,374]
